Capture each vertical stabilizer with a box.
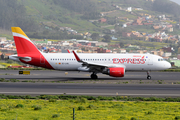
[11,27,40,55]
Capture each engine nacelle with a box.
[103,67,125,77]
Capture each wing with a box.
[72,51,126,72]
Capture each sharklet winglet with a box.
[72,51,82,62]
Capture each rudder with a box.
[11,27,40,55]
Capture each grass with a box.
[0,62,21,68]
[0,99,180,120]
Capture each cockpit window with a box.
[158,59,165,61]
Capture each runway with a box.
[0,83,180,97]
[0,70,180,81]
[0,70,180,97]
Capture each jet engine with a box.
[103,67,125,77]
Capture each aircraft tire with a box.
[147,75,151,80]
[91,74,98,79]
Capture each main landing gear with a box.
[147,71,151,80]
[91,73,98,79]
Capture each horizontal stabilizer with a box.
[8,55,31,62]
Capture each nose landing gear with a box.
[91,73,98,79]
[147,71,151,80]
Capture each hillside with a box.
[19,0,180,32]
[1,0,180,37]
[19,0,100,33]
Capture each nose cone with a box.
[165,62,171,69]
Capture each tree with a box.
[91,33,99,41]
[153,0,180,17]
[119,42,124,48]
[103,35,111,42]
[0,0,38,31]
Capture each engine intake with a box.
[103,67,125,77]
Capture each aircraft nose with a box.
[165,62,171,69]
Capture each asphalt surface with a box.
[0,83,180,97]
[0,70,179,81]
[0,70,180,97]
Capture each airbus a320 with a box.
[9,27,171,79]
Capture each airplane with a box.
[9,27,171,80]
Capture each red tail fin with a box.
[11,27,40,55]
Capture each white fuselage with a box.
[41,53,171,71]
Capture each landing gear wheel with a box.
[146,71,151,80]
[147,75,151,80]
[91,74,98,79]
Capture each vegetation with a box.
[0,96,180,119]
[153,0,180,17]
[1,0,180,35]
[27,30,84,40]
[0,0,38,31]
[0,94,180,102]
[53,0,98,14]
[0,61,21,68]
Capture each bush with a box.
[94,98,99,102]
[33,118,39,120]
[7,59,14,64]
[75,97,87,103]
[52,114,60,118]
[10,79,18,82]
[86,96,96,100]
[131,117,137,120]
[49,99,57,102]
[87,104,96,109]
[119,116,126,120]
[15,104,24,108]
[111,104,121,108]
[77,106,85,110]
[0,78,5,82]
[80,98,87,103]
[33,105,42,110]
[146,111,153,115]
[175,116,180,120]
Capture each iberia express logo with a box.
[113,56,146,64]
